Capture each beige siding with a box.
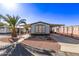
[53,25,79,38]
[73,26,79,37]
[64,27,68,35]
[59,26,64,34]
[67,26,73,36]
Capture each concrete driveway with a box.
[51,34,79,53]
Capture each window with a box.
[36,25,39,33]
[35,25,45,33]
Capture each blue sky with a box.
[0,3,79,25]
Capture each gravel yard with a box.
[0,35,11,43]
[22,37,60,53]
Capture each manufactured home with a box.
[0,25,11,34]
[31,21,50,35]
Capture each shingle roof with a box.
[31,21,50,25]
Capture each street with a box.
[9,44,34,56]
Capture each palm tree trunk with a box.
[11,27,17,42]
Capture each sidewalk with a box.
[51,34,79,53]
[17,34,31,43]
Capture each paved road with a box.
[9,44,33,56]
[51,34,79,44]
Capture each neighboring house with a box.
[50,24,65,33]
[0,25,11,34]
[0,24,26,34]
[16,23,26,34]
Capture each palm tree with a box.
[0,14,26,41]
